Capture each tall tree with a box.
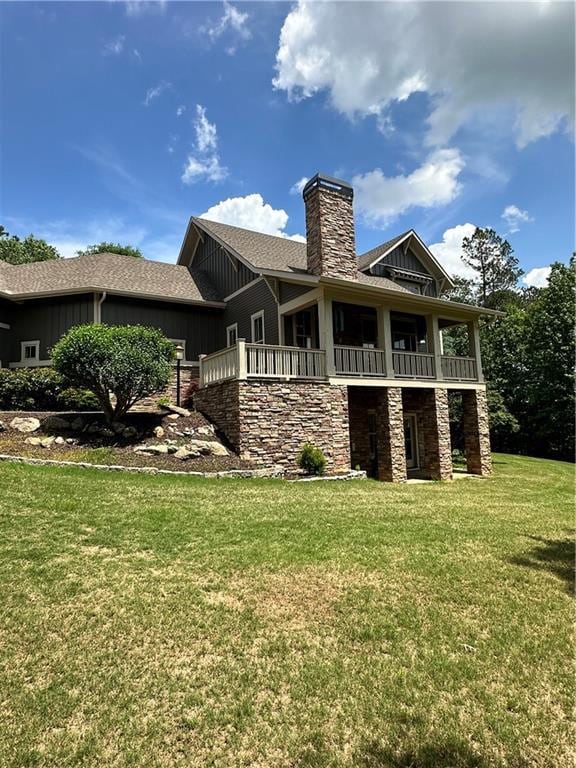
[76,242,143,258]
[461,227,523,306]
[0,230,60,264]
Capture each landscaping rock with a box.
[174,447,191,460]
[54,436,66,445]
[24,437,43,446]
[166,413,180,421]
[66,438,76,444]
[40,437,56,448]
[10,417,41,433]
[164,404,190,417]
[196,425,215,436]
[187,439,228,457]
[134,444,170,455]
[153,426,165,438]
[42,415,70,431]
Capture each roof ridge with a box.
[194,216,307,246]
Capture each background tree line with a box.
[442,228,575,462]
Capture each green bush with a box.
[297,442,327,476]
[52,324,174,423]
[0,368,98,411]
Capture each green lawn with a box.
[0,455,573,768]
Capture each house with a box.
[0,173,499,481]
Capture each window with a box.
[226,324,238,347]
[396,279,422,295]
[21,341,39,363]
[251,311,265,344]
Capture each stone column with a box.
[462,388,492,475]
[420,388,453,480]
[376,387,406,482]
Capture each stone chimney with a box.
[303,173,357,281]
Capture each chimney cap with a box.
[302,173,353,201]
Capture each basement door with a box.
[404,414,419,470]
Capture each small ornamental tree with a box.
[52,324,174,423]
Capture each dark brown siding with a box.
[191,234,255,299]
[371,246,437,297]
[222,279,279,346]
[6,295,93,362]
[0,300,13,365]
[101,296,222,361]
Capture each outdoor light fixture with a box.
[174,344,184,406]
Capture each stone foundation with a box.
[403,388,452,480]
[136,364,199,411]
[376,387,407,483]
[195,379,350,473]
[462,389,492,475]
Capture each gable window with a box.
[251,311,265,344]
[226,324,238,347]
[21,341,40,364]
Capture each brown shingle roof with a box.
[356,231,411,271]
[192,217,407,292]
[0,252,221,304]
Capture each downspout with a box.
[94,292,107,324]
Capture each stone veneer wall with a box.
[195,379,351,472]
[376,387,407,483]
[462,389,492,476]
[135,364,199,411]
[403,388,452,480]
[304,185,358,281]
[348,388,378,474]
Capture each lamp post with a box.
[174,343,184,407]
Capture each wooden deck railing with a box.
[246,343,326,379]
[440,355,478,381]
[393,351,436,378]
[334,346,386,377]
[200,342,480,385]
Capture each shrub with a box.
[52,324,174,423]
[297,442,327,476]
[0,367,98,411]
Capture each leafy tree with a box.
[52,325,174,423]
[0,230,60,264]
[77,242,143,258]
[523,259,575,460]
[461,227,523,305]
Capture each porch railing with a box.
[200,345,238,385]
[246,343,326,379]
[334,345,387,377]
[393,351,436,378]
[441,355,477,381]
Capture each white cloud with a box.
[523,266,551,288]
[125,0,166,18]
[273,2,574,148]
[143,81,171,107]
[352,148,465,226]
[290,176,308,195]
[429,223,478,280]
[176,105,186,117]
[502,204,534,234]
[199,194,304,241]
[201,1,251,44]
[181,105,227,184]
[102,35,125,56]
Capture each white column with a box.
[237,339,247,380]
[318,295,335,376]
[426,314,444,381]
[379,307,395,378]
[467,319,484,382]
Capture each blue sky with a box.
[1,1,574,286]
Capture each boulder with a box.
[42,415,70,431]
[54,436,66,445]
[153,426,165,439]
[164,404,191,417]
[174,447,191,460]
[208,442,228,457]
[187,439,228,457]
[24,437,43,446]
[10,417,41,433]
[196,426,215,436]
[40,436,56,448]
[166,414,180,421]
[134,444,169,455]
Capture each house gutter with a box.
[94,291,107,324]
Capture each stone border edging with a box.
[0,453,367,482]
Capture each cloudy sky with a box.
[1,1,574,287]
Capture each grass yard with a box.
[0,454,573,768]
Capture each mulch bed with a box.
[0,409,254,473]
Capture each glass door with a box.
[404,414,419,469]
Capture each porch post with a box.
[318,296,335,376]
[467,319,484,382]
[236,339,247,380]
[376,387,406,482]
[379,307,395,379]
[426,314,444,381]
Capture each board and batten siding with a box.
[222,279,279,346]
[100,296,222,361]
[370,246,438,297]
[278,281,315,305]
[5,295,93,362]
[191,234,255,299]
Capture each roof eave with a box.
[0,286,225,308]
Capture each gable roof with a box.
[0,252,222,305]
[186,217,410,294]
[356,231,411,271]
